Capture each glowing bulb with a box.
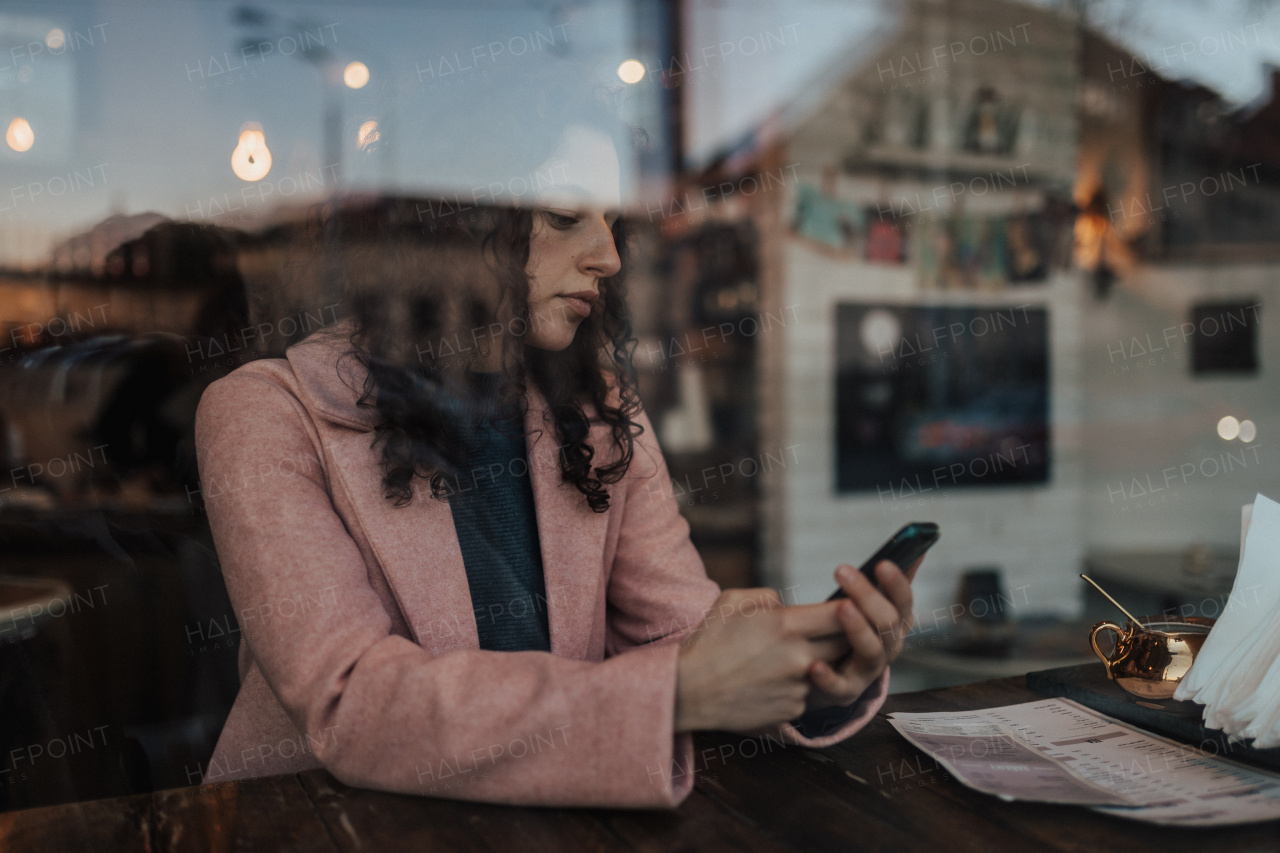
[1217,415,1240,441]
[617,59,646,84]
[46,29,65,49]
[6,117,34,152]
[344,61,370,89]
[231,129,272,181]
[357,120,380,151]
[860,309,901,358]
[1239,419,1257,442]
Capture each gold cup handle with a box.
[1090,621,1126,681]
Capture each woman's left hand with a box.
[803,557,923,710]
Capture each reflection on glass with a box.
[0,0,1278,824]
[616,58,645,84]
[357,120,379,151]
[5,117,34,152]
[343,60,370,88]
[230,126,272,182]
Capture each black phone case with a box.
[827,522,939,600]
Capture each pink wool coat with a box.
[194,330,887,808]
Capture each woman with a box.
[194,66,921,808]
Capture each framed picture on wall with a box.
[835,303,1051,495]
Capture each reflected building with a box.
[638,0,1280,618]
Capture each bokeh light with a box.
[358,120,380,151]
[344,61,370,89]
[5,117,34,152]
[616,59,646,84]
[231,127,272,181]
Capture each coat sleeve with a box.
[196,370,695,808]
[603,408,887,757]
[782,671,889,747]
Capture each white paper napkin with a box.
[1176,494,1280,746]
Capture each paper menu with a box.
[886,717,1127,806]
[889,698,1280,825]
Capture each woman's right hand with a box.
[674,588,847,733]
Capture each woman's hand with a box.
[803,558,922,711]
[674,588,848,733]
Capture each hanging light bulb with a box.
[616,60,645,84]
[231,126,272,181]
[343,61,370,89]
[6,117,34,152]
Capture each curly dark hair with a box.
[334,62,646,513]
[341,206,640,513]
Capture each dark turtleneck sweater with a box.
[448,372,552,652]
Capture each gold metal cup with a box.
[1089,616,1215,700]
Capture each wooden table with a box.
[3,676,1278,852]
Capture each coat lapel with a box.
[287,330,609,661]
[524,388,610,660]
[325,428,481,654]
[286,333,479,655]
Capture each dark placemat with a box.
[1026,663,1280,772]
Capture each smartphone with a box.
[827,522,939,600]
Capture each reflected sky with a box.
[0,1,634,266]
[1028,0,1280,104]
[0,0,1276,269]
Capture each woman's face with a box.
[523,125,622,352]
